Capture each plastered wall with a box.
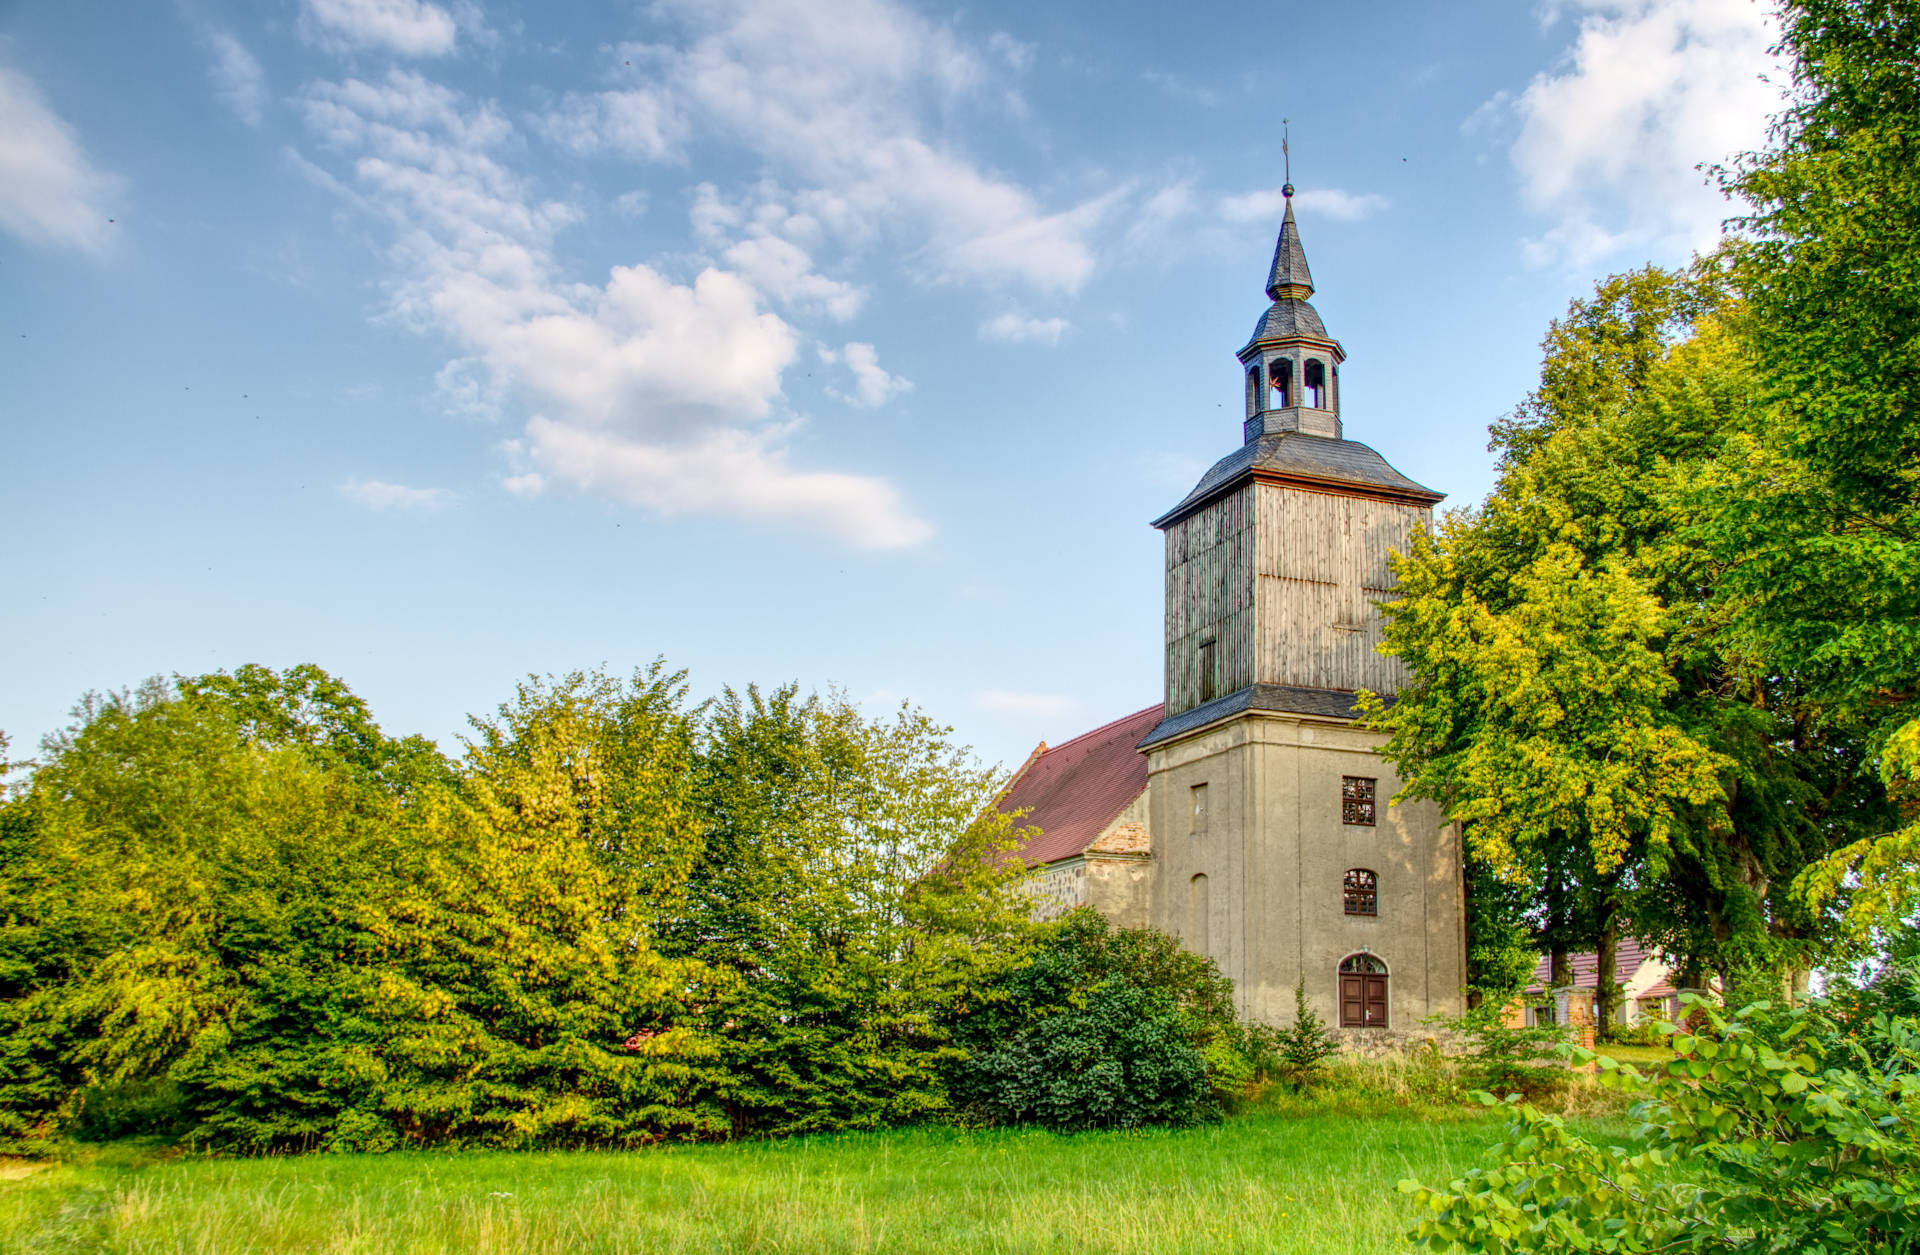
[1144,711,1466,1032]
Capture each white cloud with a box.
[979,311,1069,345]
[1124,181,1197,253]
[543,0,1127,294]
[519,420,931,548]
[821,341,911,407]
[1220,187,1388,224]
[976,690,1078,718]
[723,233,863,321]
[987,31,1035,73]
[341,478,453,510]
[297,68,932,548]
[0,67,123,257]
[537,88,686,161]
[1486,0,1785,267]
[299,0,459,57]
[204,30,267,127]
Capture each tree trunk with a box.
[1546,872,1571,992]
[1595,921,1619,1040]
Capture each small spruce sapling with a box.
[1274,976,1340,1091]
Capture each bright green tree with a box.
[1713,0,1920,939]
[663,684,1035,1135]
[1365,270,1877,1003]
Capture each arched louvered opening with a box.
[1268,358,1293,409]
[1303,359,1326,408]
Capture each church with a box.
[997,187,1467,1038]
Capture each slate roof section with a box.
[1138,683,1392,749]
[1265,198,1314,299]
[1243,298,1330,349]
[996,704,1161,867]
[1152,432,1443,530]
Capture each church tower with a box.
[1138,188,1466,1034]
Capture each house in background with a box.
[1511,939,1720,1038]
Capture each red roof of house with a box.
[995,704,1161,866]
[1525,937,1657,993]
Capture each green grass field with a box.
[0,1099,1627,1255]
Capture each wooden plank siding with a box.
[1163,481,1432,716]
[1163,487,1256,715]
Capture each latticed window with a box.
[1343,869,1377,916]
[1342,776,1376,826]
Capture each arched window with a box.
[1339,953,1388,1027]
[1268,358,1293,409]
[1343,869,1378,916]
[1189,873,1210,954]
[1303,359,1326,408]
[1246,366,1261,417]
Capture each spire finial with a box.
[1282,119,1293,199]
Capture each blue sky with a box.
[1,0,1783,775]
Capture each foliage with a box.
[950,909,1238,1130]
[1402,995,1920,1253]
[1436,999,1572,1104]
[1271,976,1340,1092]
[1596,1019,1664,1049]
[952,980,1209,1131]
[70,1079,190,1143]
[1362,263,1880,993]
[0,663,1043,1152]
[1714,0,1920,939]
[658,683,1036,1137]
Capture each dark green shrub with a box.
[71,1079,190,1142]
[957,981,1208,1130]
[951,909,1239,1129]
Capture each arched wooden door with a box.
[1339,954,1388,1027]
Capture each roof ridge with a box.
[1033,703,1162,758]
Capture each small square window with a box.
[1342,776,1376,826]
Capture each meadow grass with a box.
[0,1093,1627,1255]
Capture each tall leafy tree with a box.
[663,685,1034,1135]
[1365,270,1873,1004]
[1716,0,1920,939]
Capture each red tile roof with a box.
[995,704,1161,866]
[1525,937,1657,993]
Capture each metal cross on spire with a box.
[1282,119,1293,198]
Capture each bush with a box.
[1597,1018,1663,1047]
[950,909,1240,1130]
[1436,998,1570,1102]
[1403,995,1920,1253]
[957,981,1209,1130]
[71,1079,190,1142]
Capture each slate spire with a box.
[1264,189,1314,302]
